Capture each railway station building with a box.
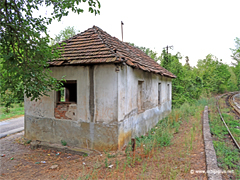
[24,26,176,151]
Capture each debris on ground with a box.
[108,164,113,168]
[49,165,58,169]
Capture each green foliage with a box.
[134,116,176,153]
[103,150,116,158]
[227,66,239,91]
[0,85,24,113]
[133,37,240,107]
[26,140,32,144]
[210,119,228,140]
[213,141,240,170]
[50,26,80,46]
[230,37,240,63]
[230,37,240,90]
[0,0,100,106]
[160,49,238,107]
[0,90,14,113]
[129,43,161,62]
[209,100,240,178]
[122,97,208,169]
[160,50,204,106]
[130,41,239,107]
[61,140,67,146]
[196,55,231,94]
[0,103,24,120]
[104,158,109,168]
[233,63,240,90]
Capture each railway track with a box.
[216,92,240,151]
[230,93,240,115]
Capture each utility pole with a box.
[163,45,174,64]
[121,21,124,42]
[163,45,173,54]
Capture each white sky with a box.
[42,0,240,67]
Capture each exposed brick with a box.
[54,103,71,120]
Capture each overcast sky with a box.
[42,0,240,67]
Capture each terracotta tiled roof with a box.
[49,26,176,78]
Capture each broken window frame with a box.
[137,80,144,112]
[57,80,77,103]
[158,82,161,105]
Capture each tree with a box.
[227,66,238,91]
[230,37,240,65]
[129,43,161,62]
[160,50,203,106]
[129,43,237,107]
[196,54,231,94]
[50,26,80,46]
[230,37,240,90]
[0,0,100,105]
[185,56,190,70]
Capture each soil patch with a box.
[0,112,207,179]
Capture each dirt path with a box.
[0,132,32,179]
[0,112,207,180]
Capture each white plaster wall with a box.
[117,65,173,148]
[94,64,118,124]
[52,66,90,121]
[24,64,119,150]
[25,66,90,121]
[118,65,172,121]
[24,91,55,118]
[24,63,172,150]
[25,65,118,123]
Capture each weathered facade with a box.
[24,26,176,151]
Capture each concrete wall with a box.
[94,65,118,124]
[25,66,90,121]
[117,65,172,148]
[25,64,119,150]
[25,64,172,151]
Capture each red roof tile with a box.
[50,26,176,78]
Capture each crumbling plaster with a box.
[117,65,172,148]
[25,65,118,123]
[25,63,172,151]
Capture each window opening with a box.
[59,89,65,102]
[158,83,161,105]
[57,80,77,103]
[138,81,144,112]
[167,84,170,101]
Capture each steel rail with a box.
[229,92,240,116]
[216,92,240,151]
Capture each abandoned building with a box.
[24,26,176,151]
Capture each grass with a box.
[0,103,24,121]
[208,96,240,179]
[6,97,211,179]
[8,95,238,179]
[75,97,209,179]
[61,140,67,146]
